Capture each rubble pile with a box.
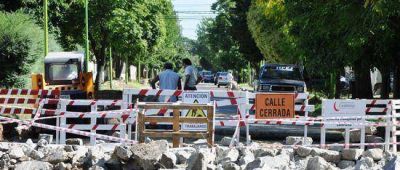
[0,138,399,170]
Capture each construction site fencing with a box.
[122,89,314,145]
[2,88,400,152]
[56,99,135,145]
[0,89,136,145]
[0,89,60,116]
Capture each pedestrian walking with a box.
[182,58,202,90]
[150,62,181,101]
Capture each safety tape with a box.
[43,99,125,106]
[142,103,314,119]
[0,89,60,96]
[64,124,126,131]
[247,92,310,100]
[247,114,400,121]
[0,98,127,107]
[0,107,137,116]
[217,118,396,127]
[0,116,136,144]
[126,89,246,98]
[247,104,315,112]
[0,115,61,124]
[250,141,397,149]
[248,104,387,113]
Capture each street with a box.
[196,83,343,142]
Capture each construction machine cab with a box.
[44,52,82,86]
[32,52,94,99]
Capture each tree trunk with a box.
[380,67,390,99]
[335,72,341,99]
[394,64,400,98]
[114,56,123,79]
[95,53,106,91]
[353,60,372,99]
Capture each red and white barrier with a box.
[56,100,135,145]
[0,89,60,96]
[390,100,400,152]
[320,99,393,151]
[123,89,315,145]
[0,89,61,131]
[57,99,133,145]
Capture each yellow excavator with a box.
[31,52,94,99]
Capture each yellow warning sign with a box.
[185,99,206,117]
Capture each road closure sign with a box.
[255,93,295,119]
[322,100,366,129]
[182,91,210,131]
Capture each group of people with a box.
[150,58,202,91]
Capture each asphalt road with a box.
[196,83,343,142]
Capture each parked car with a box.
[200,71,214,83]
[254,64,306,93]
[216,72,232,88]
[214,72,221,85]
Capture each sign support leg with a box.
[361,127,365,150]
[321,127,326,149]
[345,128,350,149]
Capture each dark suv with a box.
[255,64,306,93]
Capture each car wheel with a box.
[218,84,220,88]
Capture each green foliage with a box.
[1,1,191,88]
[109,0,166,58]
[247,0,400,98]
[247,0,298,63]
[0,11,42,88]
[192,0,264,79]
[194,7,247,72]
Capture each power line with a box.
[175,10,217,12]
[175,12,218,14]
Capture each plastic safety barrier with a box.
[57,99,134,145]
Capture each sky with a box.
[172,0,217,40]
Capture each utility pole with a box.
[138,57,141,82]
[43,0,48,57]
[125,57,129,84]
[84,0,89,72]
[109,47,113,89]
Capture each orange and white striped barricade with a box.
[0,89,60,123]
[364,99,392,151]
[57,99,134,145]
[390,100,400,152]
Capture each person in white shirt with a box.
[227,72,234,82]
[150,62,181,101]
[182,58,202,90]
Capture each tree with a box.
[195,17,246,73]
[213,0,263,71]
[0,11,59,88]
[1,0,185,89]
[247,0,400,98]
